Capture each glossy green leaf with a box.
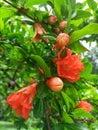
[31,54,51,78]
[0,7,15,18]
[87,0,97,11]
[75,10,92,19]
[72,108,94,119]
[62,112,74,124]
[50,0,62,20]
[61,92,75,111]
[69,41,89,54]
[66,85,79,100]
[0,18,4,31]
[71,19,83,27]
[70,23,98,43]
[80,58,92,77]
[52,124,65,130]
[25,0,47,7]
[65,123,89,130]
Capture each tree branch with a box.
[1,69,20,88]
[3,0,34,21]
[44,98,51,130]
[73,117,95,123]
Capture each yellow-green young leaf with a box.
[0,18,4,31]
[80,58,92,77]
[25,0,47,7]
[0,7,15,18]
[75,10,92,19]
[87,0,97,11]
[70,23,98,43]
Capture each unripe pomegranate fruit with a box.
[46,77,63,92]
[59,21,67,31]
[56,33,70,47]
[48,15,57,24]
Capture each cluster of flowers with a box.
[7,15,92,120]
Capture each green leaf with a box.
[69,41,89,54]
[0,7,15,18]
[66,86,78,100]
[75,10,92,19]
[25,0,47,7]
[50,0,62,20]
[61,92,75,112]
[80,58,92,77]
[65,123,89,130]
[0,121,16,130]
[0,18,4,31]
[70,23,98,43]
[33,98,44,118]
[52,124,65,130]
[31,54,51,78]
[72,108,94,119]
[71,19,83,27]
[87,0,97,11]
[62,112,74,124]
[36,83,49,98]
[69,0,76,11]
[42,34,56,41]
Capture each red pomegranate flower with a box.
[77,101,92,112]
[31,23,48,43]
[6,82,38,120]
[56,48,84,82]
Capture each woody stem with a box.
[44,98,51,130]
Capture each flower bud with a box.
[54,28,60,34]
[46,77,63,92]
[59,21,67,31]
[48,15,57,25]
[56,33,70,47]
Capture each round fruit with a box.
[56,33,70,47]
[59,21,67,31]
[48,15,57,24]
[46,77,63,92]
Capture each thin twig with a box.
[73,117,95,123]
[1,69,20,88]
[44,98,51,130]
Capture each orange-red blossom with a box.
[77,101,92,112]
[56,47,84,82]
[6,82,38,120]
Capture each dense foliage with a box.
[0,0,98,130]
